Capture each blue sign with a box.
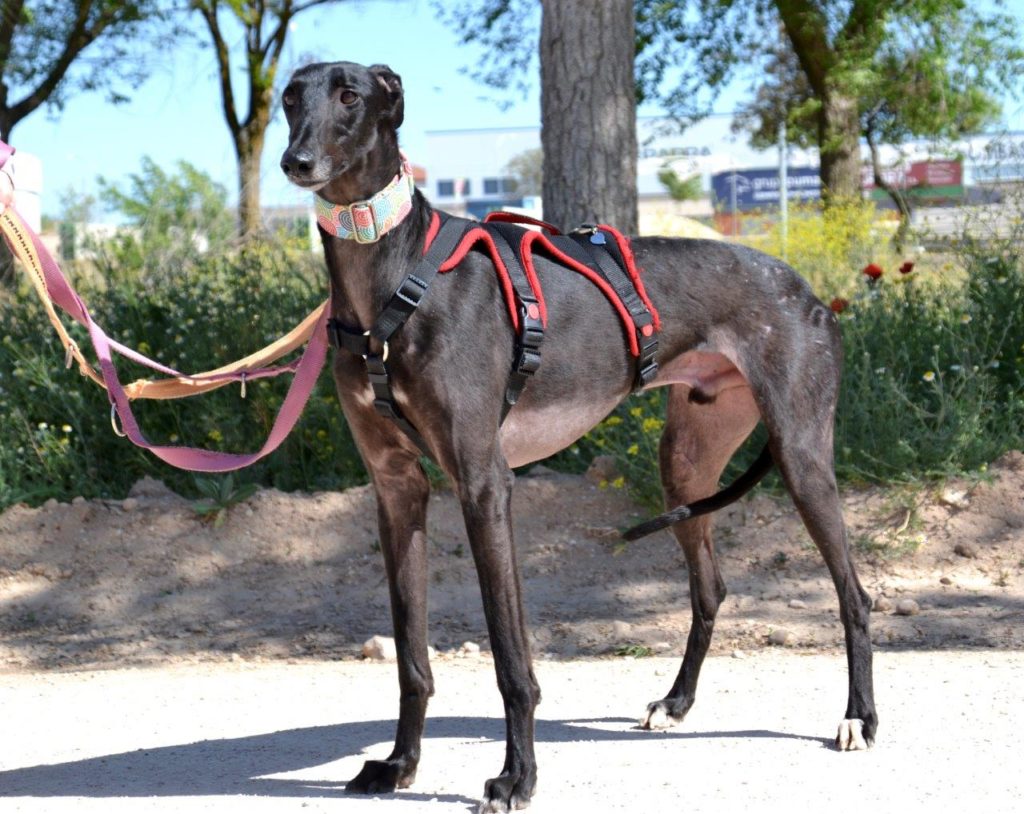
[711,167,821,211]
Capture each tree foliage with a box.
[0,0,165,142]
[189,0,343,236]
[444,1,1024,201]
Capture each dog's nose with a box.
[281,149,315,177]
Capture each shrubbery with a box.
[1,161,1021,510]
[563,200,1024,510]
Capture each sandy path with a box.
[1,652,1021,812]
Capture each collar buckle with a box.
[349,201,380,244]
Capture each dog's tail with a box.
[621,444,774,541]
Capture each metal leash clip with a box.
[240,371,247,399]
[110,404,127,437]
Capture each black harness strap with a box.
[327,213,468,457]
[480,222,545,410]
[564,227,659,390]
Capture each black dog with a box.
[280,61,876,812]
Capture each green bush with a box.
[554,203,1024,510]
[0,240,365,507]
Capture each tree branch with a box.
[196,0,242,137]
[774,0,833,97]
[6,0,104,125]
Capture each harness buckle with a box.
[395,274,428,311]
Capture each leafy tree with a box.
[735,6,1017,240]
[504,147,542,197]
[0,0,163,143]
[448,1,1024,204]
[189,0,344,238]
[97,155,234,270]
[637,0,1023,200]
[657,163,702,202]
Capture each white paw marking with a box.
[835,718,869,751]
[640,703,680,730]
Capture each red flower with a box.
[862,263,884,280]
[899,261,915,275]
[829,297,849,314]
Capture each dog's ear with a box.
[370,64,404,127]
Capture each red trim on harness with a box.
[423,211,441,253]
[483,211,562,235]
[521,230,642,356]
[438,227,525,331]
[598,225,661,331]
[419,212,655,356]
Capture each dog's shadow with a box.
[0,716,828,804]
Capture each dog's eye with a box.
[340,90,358,105]
[283,91,296,107]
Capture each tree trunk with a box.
[818,90,862,201]
[866,127,911,251]
[235,125,265,237]
[539,0,637,233]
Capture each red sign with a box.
[907,159,962,187]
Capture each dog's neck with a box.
[318,139,432,330]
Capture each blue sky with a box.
[9,0,1024,218]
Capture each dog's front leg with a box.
[346,441,433,794]
[455,451,539,813]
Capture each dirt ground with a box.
[2,451,1022,672]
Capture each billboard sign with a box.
[711,167,821,211]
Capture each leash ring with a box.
[109,404,127,438]
[360,330,389,362]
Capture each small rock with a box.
[788,599,807,610]
[895,599,920,616]
[121,497,139,512]
[585,455,619,485]
[43,498,58,510]
[940,487,970,509]
[459,641,481,658]
[652,641,672,653]
[362,635,397,660]
[71,496,86,506]
[612,620,632,640]
[128,476,176,499]
[768,629,794,646]
[873,595,893,613]
[940,576,953,585]
[427,646,437,659]
[954,542,979,559]
[732,649,747,659]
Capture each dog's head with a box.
[279,61,404,192]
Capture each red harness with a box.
[327,210,661,457]
[427,211,661,356]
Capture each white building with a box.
[422,114,819,221]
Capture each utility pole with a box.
[779,119,788,261]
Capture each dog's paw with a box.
[346,758,416,794]
[835,718,872,751]
[477,772,534,813]
[639,699,686,730]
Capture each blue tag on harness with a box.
[590,232,607,245]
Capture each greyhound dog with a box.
[280,61,876,812]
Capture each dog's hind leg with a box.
[641,383,759,730]
[744,315,877,750]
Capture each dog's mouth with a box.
[285,172,331,192]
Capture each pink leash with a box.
[0,140,331,473]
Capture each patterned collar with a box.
[314,157,416,243]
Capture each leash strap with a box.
[327,213,469,457]
[0,139,333,472]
